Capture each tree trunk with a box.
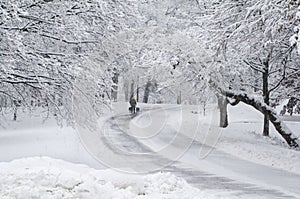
[222,90,299,148]
[263,114,269,136]
[177,91,181,104]
[130,81,134,97]
[124,80,129,102]
[13,100,18,121]
[136,76,139,102]
[262,62,270,136]
[217,95,228,128]
[136,86,139,102]
[111,70,119,102]
[203,101,206,116]
[143,81,151,103]
[13,109,17,121]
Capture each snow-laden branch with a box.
[39,33,99,45]
[220,89,299,148]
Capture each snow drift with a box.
[0,157,218,199]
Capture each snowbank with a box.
[0,157,215,199]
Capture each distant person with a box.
[287,97,297,116]
[129,95,137,113]
[280,105,286,116]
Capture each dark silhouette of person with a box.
[129,95,137,113]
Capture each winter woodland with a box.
[1,0,300,146]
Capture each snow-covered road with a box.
[1,103,299,198]
[94,104,300,198]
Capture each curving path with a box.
[98,105,300,198]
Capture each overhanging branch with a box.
[220,89,299,148]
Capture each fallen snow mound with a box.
[0,157,215,199]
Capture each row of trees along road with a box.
[1,0,299,147]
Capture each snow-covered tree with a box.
[290,2,300,54]
[202,0,300,147]
[0,0,139,122]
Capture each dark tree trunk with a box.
[263,114,269,136]
[222,90,299,148]
[136,76,139,102]
[177,91,181,104]
[262,62,270,136]
[203,101,206,116]
[130,81,134,97]
[217,95,228,128]
[143,81,151,103]
[13,100,19,121]
[136,87,139,102]
[111,70,119,102]
[13,110,17,121]
[124,81,129,102]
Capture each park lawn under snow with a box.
[219,103,300,174]
[0,102,299,198]
[191,103,299,174]
[0,107,219,199]
[0,109,102,168]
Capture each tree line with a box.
[1,0,299,147]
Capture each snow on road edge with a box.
[0,157,222,199]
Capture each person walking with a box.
[129,95,137,113]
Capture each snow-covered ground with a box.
[0,157,217,199]
[219,104,300,174]
[0,109,213,199]
[130,103,300,174]
[0,109,102,168]
[0,102,300,198]
[128,103,300,198]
